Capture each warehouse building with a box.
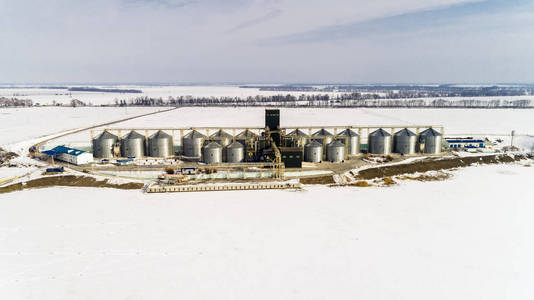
[445,138,485,149]
[42,145,93,165]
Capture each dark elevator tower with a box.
[265,109,281,146]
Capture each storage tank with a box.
[393,128,417,155]
[203,142,222,164]
[148,130,174,157]
[120,131,146,158]
[226,141,244,163]
[182,130,206,158]
[304,140,323,163]
[368,128,393,154]
[338,129,360,155]
[419,128,442,154]
[312,129,334,145]
[209,130,233,147]
[288,129,310,146]
[92,130,118,158]
[326,140,346,162]
[236,129,257,146]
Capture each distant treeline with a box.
[0,97,33,107]
[241,85,534,98]
[113,94,534,108]
[68,87,142,93]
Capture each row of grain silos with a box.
[294,127,442,162]
[182,129,257,164]
[92,130,173,158]
[368,128,442,155]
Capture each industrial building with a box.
[43,145,93,165]
[445,138,485,149]
[89,109,445,170]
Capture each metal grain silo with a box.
[236,129,257,146]
[368,128,393,155]
[338,129,360,155]
[92,130,118,158]
[393,128,417,155]
[288,129,310,146]
[120,131,146,158]
[203,141,222,164]
[148,130,174,158]
[419,128,442,154]
[312,129,334,145]
[226,141,244,163]
[182,130,206,158]
[326,140,346,162]
[304,140,323,163]
[209,130,233,147]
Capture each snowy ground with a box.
[0,85,344,106]
[1,163,533,300]
[104,107,534,134]
[3,85,534,106]
[0,107,162,145]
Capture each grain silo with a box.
[236,129,257,146]
[393,128,417,155]
[337,129,360,155]
[419,128,442,154]
[92,130,118,158]
[368,128,392,155]
[326,140,345,162]
[182,130,206,158]
[120,131,146,158]
[304,140,323,163]
[209,130,233,147]
[148,130,174,157]
[203,141,222,164]
[288,129,310,147]
[226,141,244,163]
[312,129,334,145]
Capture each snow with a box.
[0,107,162,146]
[1,163,533,299]
[106,107,534,135]
[0,85,344,105]
[3,85,534,106]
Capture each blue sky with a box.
[1,0,534,84]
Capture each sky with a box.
[1,0,534,84]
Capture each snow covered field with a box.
[3,85,534,106]
[1,163,533,299]
[0,107,162,145]
[0,85,343,106]
[106,107,534,135]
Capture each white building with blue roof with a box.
[42,146,93,165]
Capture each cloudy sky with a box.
[1,0,534,84]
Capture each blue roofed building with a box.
[42,145,93,165]
[445,138,485,149]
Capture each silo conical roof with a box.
[150,130,172,139]
[305,140,322,148]
[394,128,416,137]
[124,131,145,140]
[210,130,232,138]
[184,130,206,139]
[227,141,244,149]
[97,130,118,140]
[236,129,257,138]
[328,140,345,148]
[420,128,442,137]
[369,128,392,137]
[338,129,359,137]
[204,141,222,149]
[312,129,333,136]
[289,129,310,137]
